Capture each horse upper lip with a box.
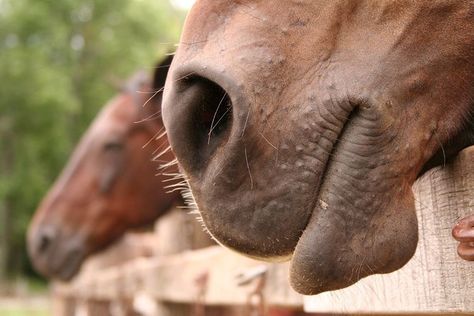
[293,108,358,250]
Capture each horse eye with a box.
[103,141,123,151]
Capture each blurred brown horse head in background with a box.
[163,1,474,294]
[28,55,179,280]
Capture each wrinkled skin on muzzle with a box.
[163,0,474,294]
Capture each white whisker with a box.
[208,93,228,144]
[245,147,254,190]
[259,131,278,150]
[142,127,165,149]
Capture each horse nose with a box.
[163,75,234,173]
[31,225,58,256]
[28,224,86,280]
[38,229,54,253]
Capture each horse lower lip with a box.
[57,250,84,281]
[289,117,419,295]
[288,110,361,287]
[45,239,86,280]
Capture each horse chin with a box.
[289,193,418,295]
[286,128,420,294]
[54,248,86,281]
[30,250,86,282]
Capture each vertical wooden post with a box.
[154,207,215,256]
[52,295,76,316]
[153,208,216,315]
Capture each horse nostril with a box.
[36,227,57,254]
[38,234,51,253]
[168,76,233,171]
[190,77,232,147]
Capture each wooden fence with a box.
[52,147,474,315]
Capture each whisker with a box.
[173,72,196,83]
[153,145,172,161]
[161,171,183,180]
[135,111,162,124]
[135,90,158,94]
[212,161,227,179]
[142,127,165,149]
[156,130,168,141]
[159,158,179,172]
[236,2,265,22]
[142,87,164,108]
[208,106,232,137]
[159,161,179,174]
[241,109,251,138]
[245,147,254,190]
[208,93,228,144]
[162,177,184,184]
[434,131,447,168]
[152,140,169,156]
[259,131,278,150]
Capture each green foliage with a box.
[0,0,184,277]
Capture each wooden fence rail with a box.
[52,147,474,315]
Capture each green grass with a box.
[0,308,50,316]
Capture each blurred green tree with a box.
[0,0,183,280]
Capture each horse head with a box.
[162,1,474,294]
[28,56,178,280]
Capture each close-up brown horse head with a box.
[163,1,474,294]
[28,56,178,281]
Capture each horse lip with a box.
[290,107,357,256]
[166,61,356,261]
[55,248,86,281]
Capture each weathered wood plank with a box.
[304,147,474,313]
[153,207,215,256]
[55,247,303,308]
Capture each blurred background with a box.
[0,0,192,314]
